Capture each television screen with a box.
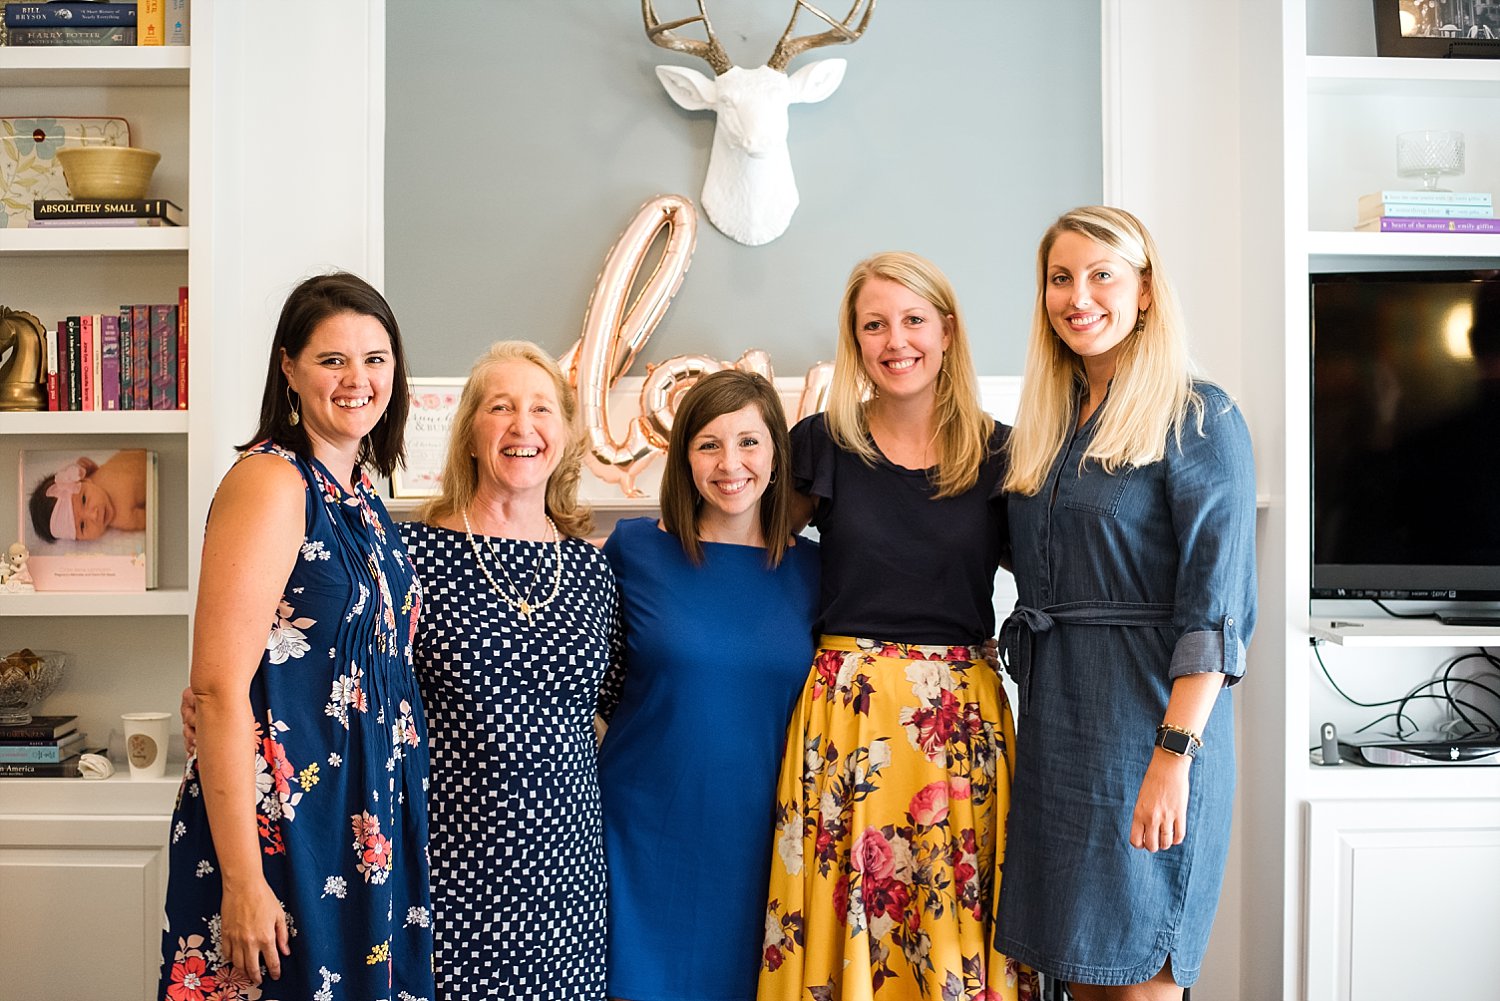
[1311,269,1500,599]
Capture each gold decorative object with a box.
[55,145,160,200]
[0,306,47,412]
[0,649,66,726]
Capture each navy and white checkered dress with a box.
[401,522,622,1001]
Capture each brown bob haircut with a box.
[659,369,796,568]
[239,271,410,478]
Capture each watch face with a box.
[1159,729,1193,755]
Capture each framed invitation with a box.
[390,377,465,499]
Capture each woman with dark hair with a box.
[400,340,623,1000]
[599,368,820,1001]
[157,272,433,999]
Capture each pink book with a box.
[100,314,121,411]
[78,314,95,412]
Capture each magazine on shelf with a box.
[18,448,158,592]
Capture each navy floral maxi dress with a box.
[158,443,433,1001]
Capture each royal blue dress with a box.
[996,383,1257,988]
[158,443,433,1001]
[599,517,820,1001]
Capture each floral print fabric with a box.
[157,443,433,1001]
[760,636,1036,1001]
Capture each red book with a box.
[79,313,95,412]
[1356,215,1500,234]
[176,285,188,409]
[130,304,151,411]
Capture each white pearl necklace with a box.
[462,510,563,622]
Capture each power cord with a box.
[1309,639,1500,739]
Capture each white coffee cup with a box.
[121,712,171,779]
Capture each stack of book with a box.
[30,198,183,229]
[0,715,89,777]
[1355,190,1497,233]
[44,288,188,411]
[1,1,187,46]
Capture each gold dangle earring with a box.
[1134,308,1148,334]
[286,385,301,427]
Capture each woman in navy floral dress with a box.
[158,274,434,1001]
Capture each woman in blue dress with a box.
[400,340,621,1001]
[158,273,433,1001]
[996,207,1257,999]
[600,369,820,1001]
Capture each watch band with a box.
[1155,723,1202,758]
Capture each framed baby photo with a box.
[1373,0,1500,58]
[18,448,158,591]
[391,377,466,499]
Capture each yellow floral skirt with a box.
[759,636,1036,1001]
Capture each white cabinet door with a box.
[0,815,170,1001]
[1307,797,1500,1001]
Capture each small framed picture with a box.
[1373,0,1500,58]
[391,377,466,499]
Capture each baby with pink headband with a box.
[28,450,149,544]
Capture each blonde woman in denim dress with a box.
[997,207,1256,1000]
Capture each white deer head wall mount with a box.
[643,0,875,246]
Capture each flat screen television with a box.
[1311,268,1500,601]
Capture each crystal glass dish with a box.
[0,649,66,726]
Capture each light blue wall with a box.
[385,0,1101,378]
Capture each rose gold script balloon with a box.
[567,195,698,496]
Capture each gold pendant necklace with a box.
[461,511,563,622]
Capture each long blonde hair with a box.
[825,251,993,497]
[416,340,594,538]
[1004,206,1202,495]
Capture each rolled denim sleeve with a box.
[1165,387,1258,684]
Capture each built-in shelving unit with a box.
[1246,3,1500,997]
[0,38,199,781]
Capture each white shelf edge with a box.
[0,45,189,87]
[0,760,184,815]
[0,410,189,435]
[0,589,192,617]
[0,226,188,255]
[1303,761,1500,800]
[1306,54,1500,91]
[1311,617,1500,647]
[1307,230,1500,260]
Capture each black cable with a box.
[1370,598,1441,620]
[1311,641,1500,737]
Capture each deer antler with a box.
[766,0,876,72]
[642,0,732,76]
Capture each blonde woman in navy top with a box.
[759,252,1035,1001]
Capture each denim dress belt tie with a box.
[999,601,1176,714]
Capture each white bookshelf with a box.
[0,227,190,254]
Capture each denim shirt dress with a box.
[994,381,1257,988]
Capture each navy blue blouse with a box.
[791,412,1011,645]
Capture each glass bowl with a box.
[0,649,66,726]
